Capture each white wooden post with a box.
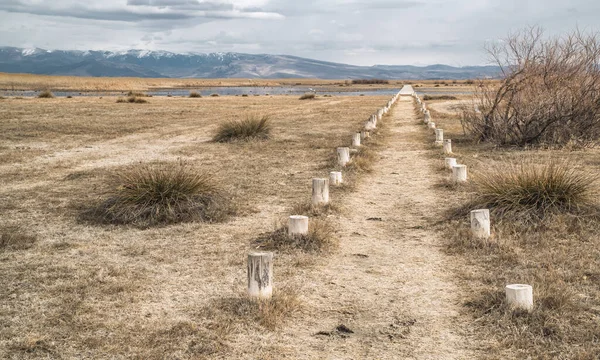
[352,133,361,147]
[288,215,309,236]
[452,164,468,182]
[443,139,452,154]
[312,178,330,205]
[330,171,343,185]
[435,129,444,142]
[445,157,457,169]
[505,284,533,311]
[337,147,350,167]
[248,252,273,299]
[470,209,491,238]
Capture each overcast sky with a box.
[0,0,599,66]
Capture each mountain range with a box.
[0,46,499,80]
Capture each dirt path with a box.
[284,97,476,359]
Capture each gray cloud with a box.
[0,0,599,66]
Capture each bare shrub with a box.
[84,163,234,227]
[189,91,202,98]
[462,27,600,147]
[213,115,271,142]
[126,91,150,97]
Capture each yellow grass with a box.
[424,97,600,359]
[0,94,392,358]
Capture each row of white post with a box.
[248,89,405,300]
[413,92,534,312]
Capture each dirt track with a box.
[276,97,478,359]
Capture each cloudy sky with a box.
[0,0,599,66]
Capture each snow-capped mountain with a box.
[0,46,500,79]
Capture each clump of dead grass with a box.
[299,93,316,100]
[37,90,54,98]
[210,93,219,97]
[126,91,150,97]
[454,160,597,222]
[254,219,338,253]
[116,96,148,104]
[0,226,37,251]
[84,163,234,227]
[203,289,301,331]
[347,147,377,173]
[290,201,341,218]
[213,115,271,142]
[189,91,202,98]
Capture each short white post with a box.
[443,139,452,154]
[470,209,491,238]
[428,122,436,130]
[352,133,361,147]
[452,164,468,182]
[505,284,534,311]
[288,215,309,236]
[337,147,350,167]
[330,171,343,185]
[312,178,329,205]
[445,157,457,169]
[435,129,444,142]
[247,252,273,299]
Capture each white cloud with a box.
[0,0,599,65]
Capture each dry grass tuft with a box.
[210,93,219,97]
[255,219,338,253]
[203,289,301,331]
[299,93,316,100]
[83,163,234,227]
[116,96,148,104]
[0,226,37,251]
[189,91,202,98]
[213,115,271,142]
[290,201,341,218]
[423,95,458,100]
[347,147,377,173]
[37,90,54,98]
[126,91,150,97]
[453,160,597,222]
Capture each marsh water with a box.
[0,86,473,98]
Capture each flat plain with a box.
[1,83,599,359]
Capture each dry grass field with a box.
[0,93,407,358]
[2,75,598,359]
[0,72,484,92]
[424,97,600,359]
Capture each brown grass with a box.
[189,91,202,98]
[117,96,148,103]
[0,226,37,251]
[0,94,389,358]
[37,90,54,98]
[201,288,301,331]
[299,93,316,100]
[254,218,338,253]
[82,162,235,227]
[213,114,271,142]
[427,96,600,358]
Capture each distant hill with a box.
[0,46,500,80]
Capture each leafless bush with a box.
[462,27,600,147]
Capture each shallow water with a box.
[0,86,473,98]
